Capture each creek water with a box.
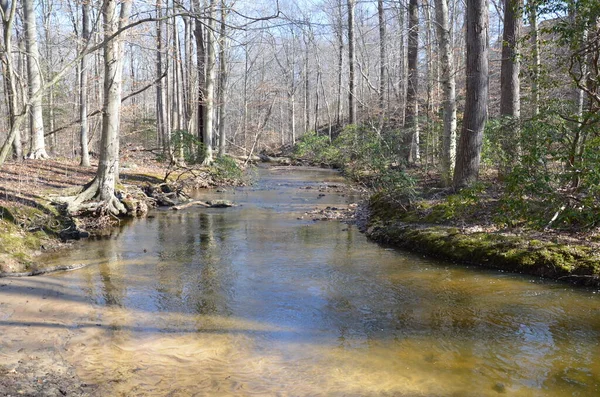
[1,166,600,396]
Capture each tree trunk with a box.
[347,0,356,124]
[435,0,457,186]
[528,1,540,116]
[202,0,216,165]
[217,0,227,156]
[0,0,22,165]
[79,0,92,167]
[499,0,522,170]
[335,0,344,125]
[23,0,48,159]
[403,0,419,163]
[453,0,489,189]
[192,0,206,153]
[378,0,386,112]
[304,34,310,133]
[67,0,132,216]
[156,0,171,158]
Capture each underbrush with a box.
[293,116,600,233]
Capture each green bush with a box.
[208,155,245,183]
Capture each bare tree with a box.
[435,0,457,185]
[202,0,216,165]
[23,0,49,159]
[0,0,21,163]
[454,0,489,188]
[65,0,133,215]
[528,0,540,116]
[217,0,228,156]
[378,0,386,111]
[347,0,356,124]
[79,0,92,167]
[499,0,522,169]
[403,0,419,163]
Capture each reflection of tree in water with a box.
[151,211,234,317]
[194,213,234,316]
[96,236,125,307]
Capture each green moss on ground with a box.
[366,196,600,286]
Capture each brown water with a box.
[1,166,600,396]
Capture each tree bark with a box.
[23,0,48,159]
[202,0,216,165]
[156,0,171,158]
[347,0,356,124]
[378,0,386,112]
[67,0,132,216]
[453,0,489,189]
[192,0,206,153]
[0,0,22,165]
[403,0,419,163]
[528,1,540,116]
[435,0,457,186]
[499,0,522,169]
[79,0,92,167]
[217,0,227,156]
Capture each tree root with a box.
[27,149,50,160]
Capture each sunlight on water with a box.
[2,167,600,396]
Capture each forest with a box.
[0,0,599,272]
[2,1,600,395]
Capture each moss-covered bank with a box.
[365,196,600,287]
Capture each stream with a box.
[1,166,600,396]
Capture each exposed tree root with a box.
[27,149,50,160]
[56,178,127,217]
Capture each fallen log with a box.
[171,200,211,210]
[171,199,236,210]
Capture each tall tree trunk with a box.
[453,0,489,188]
[403,0,419,163]
[202,0,216,165]
[378,0,386,112]
[156,0,171,158]
[528,0,540,116]
[499,0,522,171]
[217,0,227,156]
[0,0,22,165]
[41,0,56,155]
[23,0,48,159]
[304,34,310,132]
[172,8,185,163]
[335,0,344,125]
[192,0,206,152]
[347,0,356,124]
[434,0,457,186]
[79,0,92,167]
[66,0,132,215]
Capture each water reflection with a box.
[26,167,600,396]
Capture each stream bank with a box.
[363,194,600,287]
[0,155,247,276]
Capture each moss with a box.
[366,205,600,286]
[0,220,43,265]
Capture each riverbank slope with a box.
[0,152,244,276]
[362,192,600,287]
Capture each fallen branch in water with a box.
[171,200,211,210]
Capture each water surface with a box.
[1,166,600,396]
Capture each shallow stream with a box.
[1,166,599,396]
